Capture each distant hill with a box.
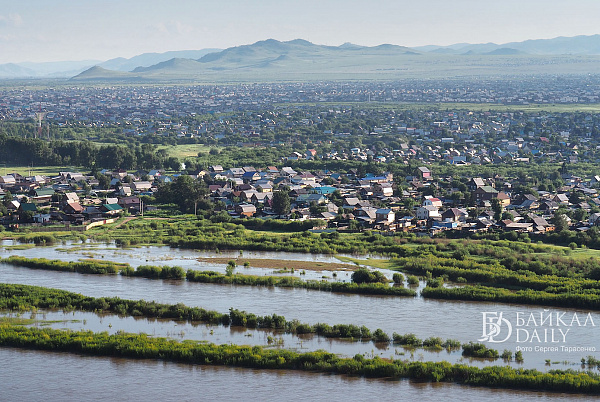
[100,49,221,71]
[6,34,600,81]
[0,63,38,79]
[71,66,146,82]
[415,34,600,55]
[484,48,525,56]
[66,37,600,83]
[0,49,220,78]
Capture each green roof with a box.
[102,203,123,211]
[20,203,37,212]
[479,186,498,194]
[35,187,55,197]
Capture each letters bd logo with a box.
[479,312,512,343]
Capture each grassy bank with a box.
[0,324,598,393]
[2,256,416,297]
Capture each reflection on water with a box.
[0,240,390,283]
[1,241,600,374]
[2,309,520,369]
[0,348,593,401]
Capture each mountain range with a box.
[3,35,600,81]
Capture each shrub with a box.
[373,328,391,343]
[426,277,444,288]
[407,275,419,286]
[422,337,443,349]
[392,273,404,284]
[393,333,422,347]
[351,268,388,284]
[515,350,524,362]
[461,342,499,359]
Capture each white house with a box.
[417,206,441,220]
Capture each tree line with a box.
[0,132,167,169]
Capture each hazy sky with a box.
[2,0,600,63]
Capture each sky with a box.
[1,0,600,64]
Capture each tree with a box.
[570,191,585,205]
[491,198,503,221]
[272,190,290,216]
[2,190,13,206]
[552,213,569,232]
[156,175,208,214]
[96,173,111,190]
[501,212,514,221]
[165,156,181,171]
[225,260,236,276]
[572,208,588,223]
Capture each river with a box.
[0,348,592,401]
[1,241,600,398]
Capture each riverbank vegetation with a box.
[1,257,416,297]
[1,324,598,393]
[8,223,600,309]
[0,283,452,350]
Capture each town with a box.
[2,80,600,247]
[1,159,598,247]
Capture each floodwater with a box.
[0,239,390,283]
[1,241,600,398]
[1,348,594,402]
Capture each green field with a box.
[157,144,218,159]
[0,165,82,178]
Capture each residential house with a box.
[250,192,272,205]
[295,194,326,205]
[118,196,141,211]
[18,203,37,215]
[62,192,79,205]
[423,196,443,208]
[281,167,297,177]
[0,175,16,187]
[355,206,378,224]
[589,212,600,226]
[119,185,132,196]
[100,204,123,215]
[417,167,432,180]
[31,187,55,204]
[553,194,570,205]
[235,204,256,218]
[442,208,467,223]
[528,214,553,232]
[242,171,261,182]
[255,182,273,193]
[376,208,396,224]
[374,183,394,197]
[417,206,441,220]
[469,177,486,190]
[131,181,152,193]
[63,202,84,214]
[539,200,559,212]
[473,186,510,206]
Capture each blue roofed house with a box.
[242,171,261,182]
[295,193,326,206]
[314,186,337,195]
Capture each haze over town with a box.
[2,0,600,63]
